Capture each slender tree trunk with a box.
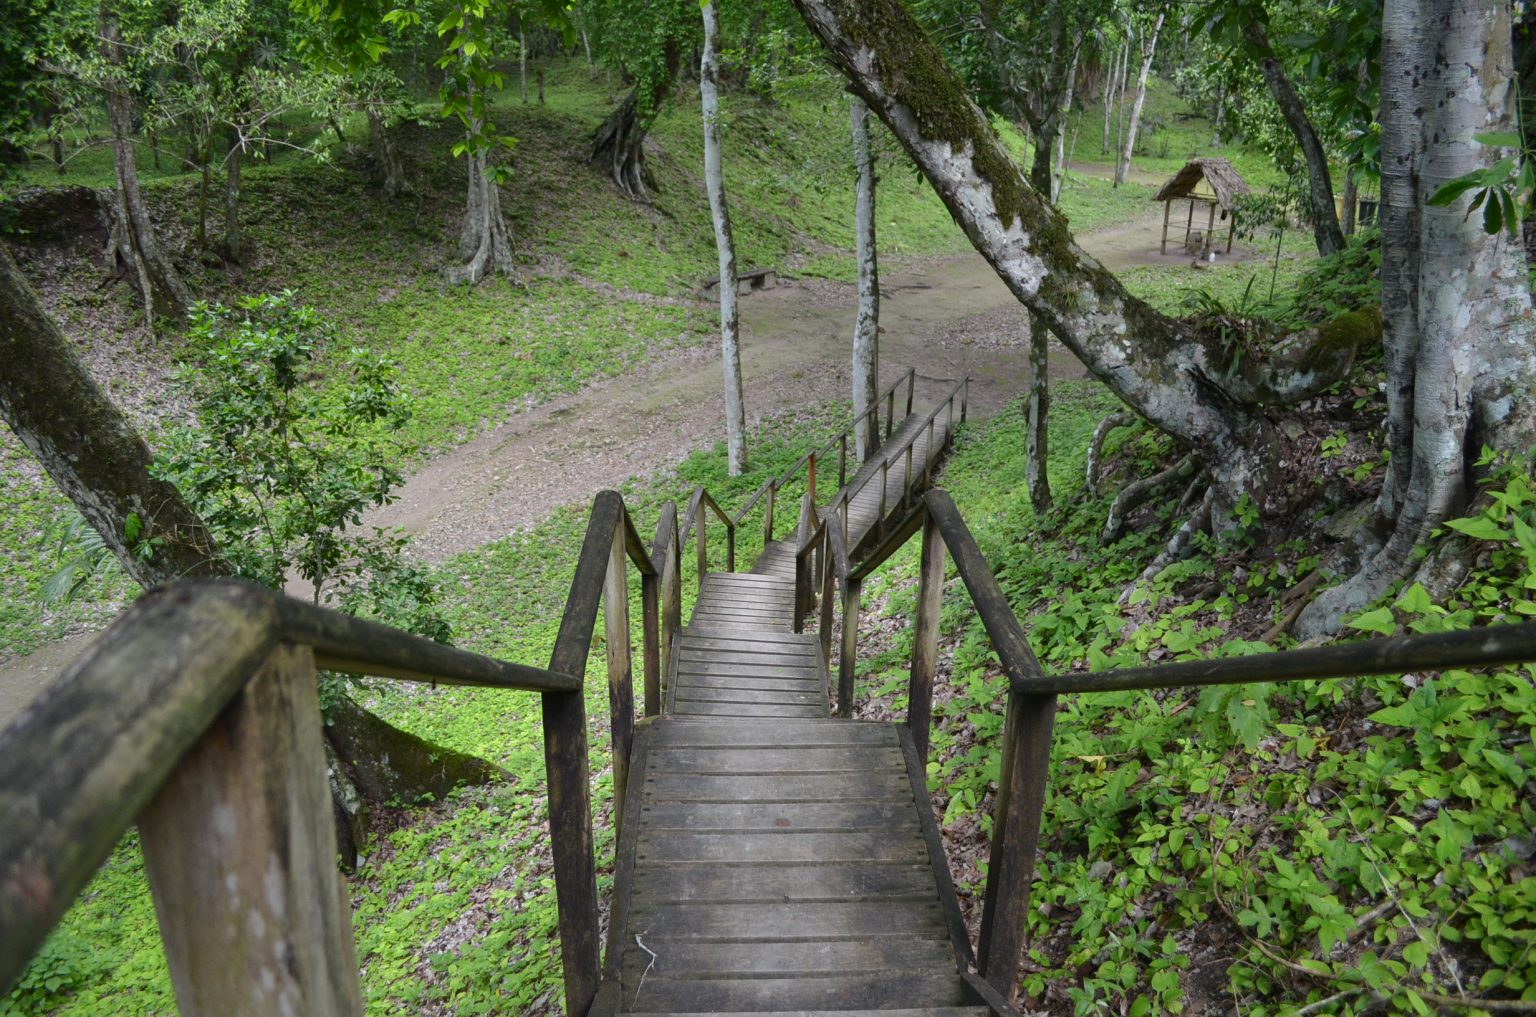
[1341,163,1358,236]
[581,26,594,77]
[1299,0,1536,635]
[1115,38,1129,159]
[1026,116,1060,512]
[786,0,1368,518]
[1101,44,1115,155]
[851,96,880,461]
[223,130,243,265]
[1051,52,1079,204]
[367,108,408,197]
[701,0,746,475]
[1241,21,1346,255]
[518,25,528,103]
[1116,11,1163,187]
[1211,81,1225,145]
[98,5,190,327]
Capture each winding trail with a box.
[1,205,1177,716]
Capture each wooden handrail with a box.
[0,577,587,1011]
[732,368,918,539]
[814,485,1536,1004]
[0,491,661,1017]
[678,486,736,578]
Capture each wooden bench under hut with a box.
[1153,157,1251,257]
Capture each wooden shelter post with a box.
[1160,200,1171,254]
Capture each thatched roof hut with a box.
[1152,157,1252,256]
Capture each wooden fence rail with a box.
[0,490,660,1017]
[796,486,1536,1004]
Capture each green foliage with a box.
[1277,225,1379,326]
[1428,131,1534,239]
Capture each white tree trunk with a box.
[851,96,880,461]
[702,0,746,475]
[1299,0,1536,635]
[448,80,515,286]
[1116,10,1163,186]
[519,27,528,103]
[1051,53,1079,204]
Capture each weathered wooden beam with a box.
[976,687,1056,1001]
[0,583,279,992]
[924,490,1046,687]
[139,643,362,1017]
[544,491,622,1017]
[605,521,635,842]
[1036,619,1536,695]
[838,578,862,719]
[908,509,945,763]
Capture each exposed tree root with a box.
[1261,569,1326,644]
[1119,487,1214,605]
[1085,411,1136,497]
[590,87,656,203]
[1101,452,1196,544]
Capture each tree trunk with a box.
[851,96,880,461]
[785,0,1367,518]
[98,5,190,327]
[222,130,243,265]
[367,108,408,198]
[1298,0,1536,636]
[1341,163,1358,236]
[589,43,679,202]
[1051,53,1079,204]
[448,80,515,286]
[519,26,528,103]
[1241,21,1346,256]
[0,242,507,850]
[702,0,746,476]
[1116,11,1163,186]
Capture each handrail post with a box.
[604,523,634,842]
[878,459,890,535]
[977,688,1056,1002]
[905,368,915,417]
[961,377,969,423]
[838,577,861,718]
[138,643,364,1017]
[924,417,937,489]
[947,396,956,450]
[764,485,775,545]
[818,527,835,665]
[696,508,708,588]
[839,433,848,488]
[808,452,817,506]
[907,509,944,762]
[903,442,915,508]
[885,388,895,440]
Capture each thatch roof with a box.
[1152,158,1251,210]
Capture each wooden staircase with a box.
[595,399,1006,1016]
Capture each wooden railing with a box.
[732,367,916,544]
[0,489,659,1017]
[795,487,1536,1002]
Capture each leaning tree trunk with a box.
[1242,21,1346,256]
[851,96,880,461]
[702,0,747,476]
[785,0,1368,519]
[367,108,408,198]
[1115,10,1163,186]
[0,242,508,856]
[1026,118,1063,513]
[590,42,679,202]
[98,6,190,327]
[1298,0,1536,636]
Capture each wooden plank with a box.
[138,644,363,1017]
[677,649,816,667]
[678,631,815,648]
[676,664,822,680]
[644,771,909,800]
[626,900,950,940]
[634,830,929,863]
[672,675,824,693]
[637,800,916,831]
[647,746,905,772]
[671,702,828,719]
[671,687,825,705]
[618,972,974,1012]
[626,1009,988,1017]
[619,936,953,978]
[629,862,937,902]
[649,720,895,747]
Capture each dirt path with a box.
[370,205,1188,562]
[1,206,1182,705]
